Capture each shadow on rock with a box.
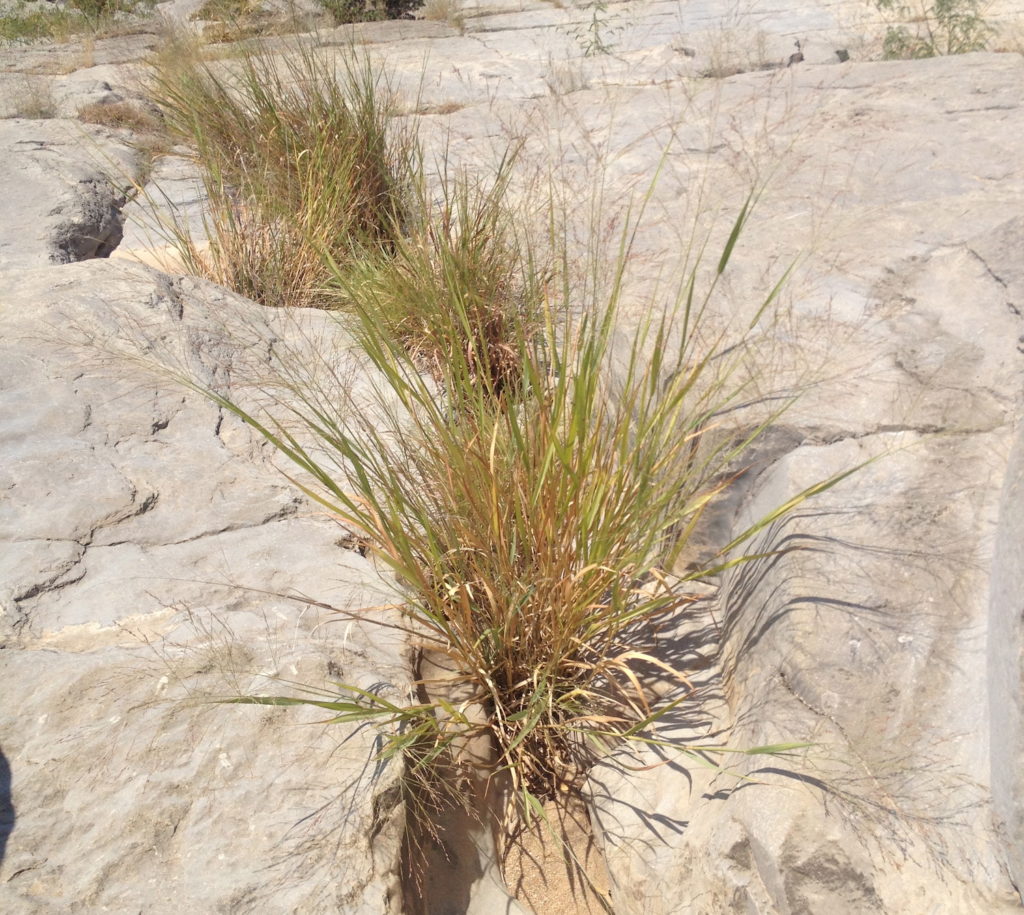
[0,746,13,867]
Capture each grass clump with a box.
[0,3,80,42]
[68,0,129,22]
[193,0,262,21]
[148,38,413,309]
[0,0,153,43]
[77,99,170,184]
[419,0,464,31]
[147,37,539,386]
[10,76,57,117]
[338,154,546,397]
[146,39,852,850]
[212,196,843,820]
[77,98,161,132]
[189,0,314,43]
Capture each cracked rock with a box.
[0,259,410,912]
[0,119,136,271]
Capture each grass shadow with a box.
[588,498,989,881]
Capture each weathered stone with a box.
[0,119,135,271]
[4,1,1024,911]
[991,422,1024,899]
[575,52,1024,915]
[0,261,411,912]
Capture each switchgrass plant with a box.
[146,35,544,390]
[147,36,413,309]
[211,193,851,825]
[144,33,854,839]
[336,152,548,397]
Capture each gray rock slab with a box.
[550,52,1024,915]
[0,640,405,914]
[590,431,1024,913]
[991,420,1024,898]
[0,28,159,75]
[0,119,137,271]
[117,155,210,269]
[104,23,1024,915]
[4,4,1024,912]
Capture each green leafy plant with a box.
[569,0,622,57]
[875,0,992,58]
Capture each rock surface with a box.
[548,51,1024,915]
[0,261,411,912]
[0,119,134,270]
[2,1,1024,913]
[552,52,1024,915]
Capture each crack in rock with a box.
[50,177,127,264]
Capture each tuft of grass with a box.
[411,100,465,115]
[208,190,851,821]
[147,38,414,309]
[0,0,155,44]
[336,152,547,398]
[193,0,261,20]
[77,98,161,132]
[146,37,858,845]
[68,0,127,22]
[11,76,57,118]
[189,0,308,43]
[419,0,464,31]
[78,99,171,185]
[0,4,77,42]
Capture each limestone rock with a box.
[0,119,136,271]
[4,1,1024,911]
[577,53,1024,915]
[991,422,1024,896]
[0,261,411,912]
